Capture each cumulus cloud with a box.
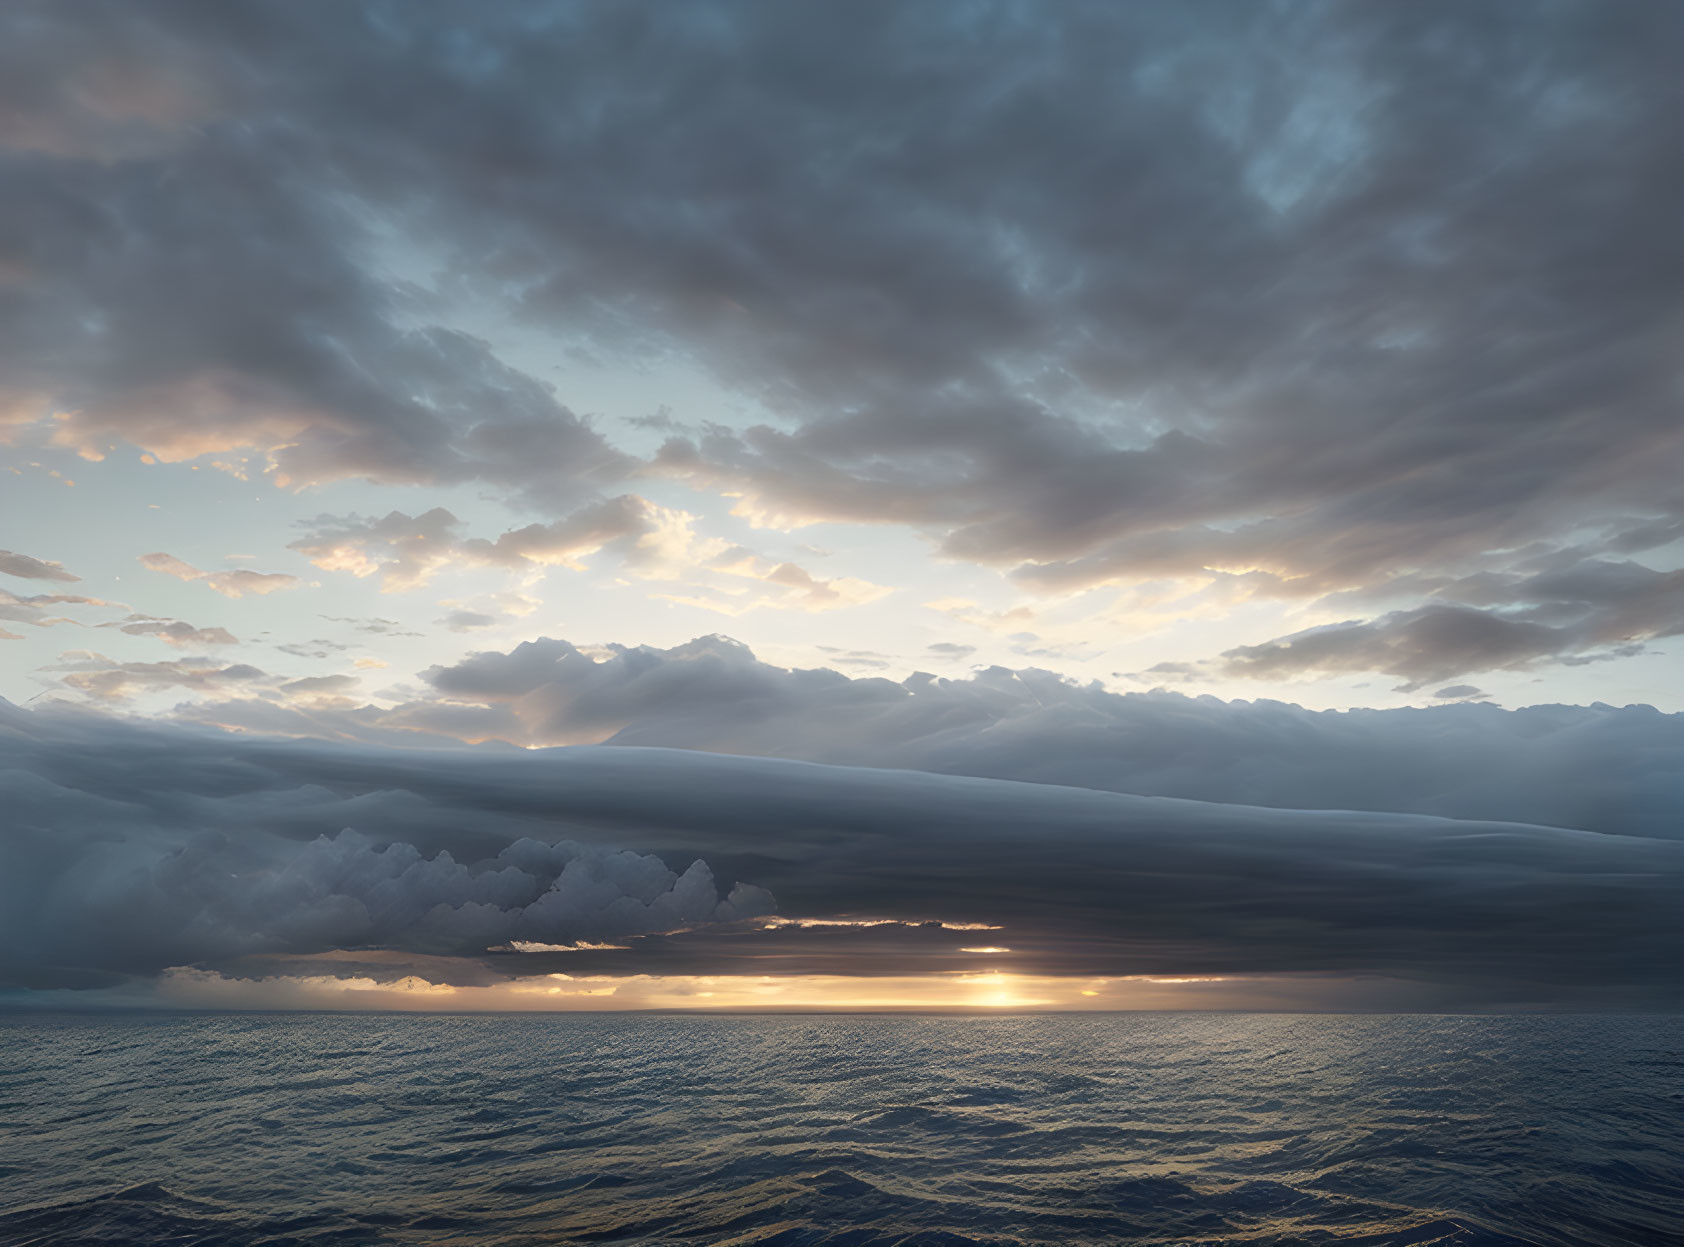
[0,549,78,582]
[138,552,299,599]
[1,803,771,990]
[2,699,1680,1003]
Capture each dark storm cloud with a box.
[621,3,1684,597]
[2,1,1679,637]
[3,698,1681,1001]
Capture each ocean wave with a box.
[3,1014,1680,1245]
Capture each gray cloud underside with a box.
[5,699,1681,1001]
[2,2,1680,677]
[187,636,1682,841]
[1206,560,1684,689]
[0,550,79,583]
[0,589,112,632]
[99,613,238,648]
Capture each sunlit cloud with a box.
[138,552,299,599]
[761,918,1004,932]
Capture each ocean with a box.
[1,1012,1680,1245]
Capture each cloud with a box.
[1215,557,1684,689]
[290,496,711,592]
[44,652,267,702]
[0,589,113,630]
[927,642,977,659]
[814,646,893,672]
[100,613,237,647]
[138,552,299,599]
[1217,607,1597,692]
[436,590,542,633]
[662,549,892,616]
[0,796,771,990]
[0,549,78,582]
[439,609,498,632]
[290,502,888,616]
[3,698,1680,1003]
[334,636,1684,841]
[276,638,353,660]
[320,615,423,637]
[0,8,629,507]
[277,673,360,703]
[0,2,1675,627]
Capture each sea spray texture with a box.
[3,1013,1682,1245]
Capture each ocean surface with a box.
[1,1013,1681,1246]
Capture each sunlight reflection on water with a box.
[2,1012,1681,1245]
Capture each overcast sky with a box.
[2,1,1681,1010]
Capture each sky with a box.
[2,0,1682,1011]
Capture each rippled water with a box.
[2,1013,1682,1245]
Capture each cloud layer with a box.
[192,635,1678,841]
[5,697,1681,1003]
[2,2,1679,683]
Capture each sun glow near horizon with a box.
[122,966,1319,1014]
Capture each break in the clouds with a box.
[1,1,1680,687]
[4,698,1681,1005]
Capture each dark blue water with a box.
[2,1013,1681,1245]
